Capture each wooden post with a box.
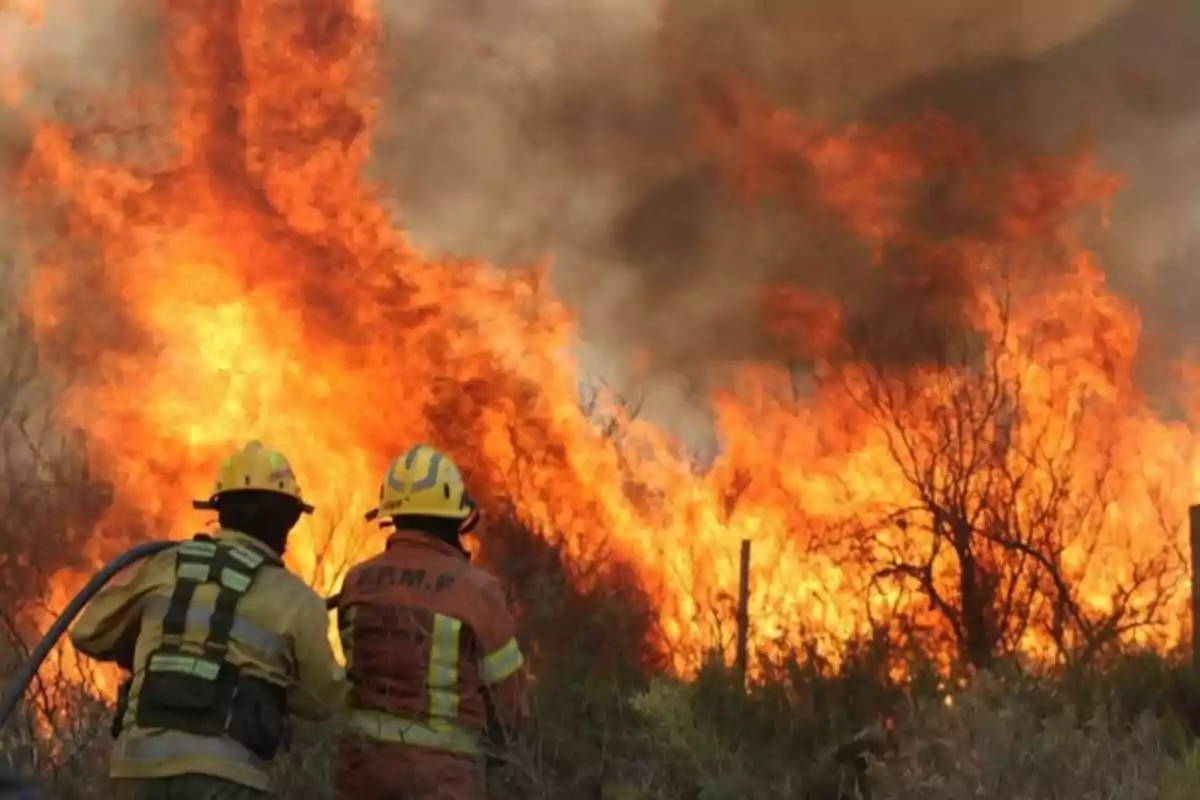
[1190,506,1200,664]
[735,539,751,684]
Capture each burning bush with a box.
[1,0,1200,798]
[3,0,1195,679]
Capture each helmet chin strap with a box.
[459,506,481,535]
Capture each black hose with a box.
[0,540,175,730]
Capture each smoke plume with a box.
[366,0,1197,416]
[4,0,1198,425]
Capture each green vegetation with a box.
[4,519,1200,799]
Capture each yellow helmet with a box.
[193,440,314,514]
[365,444,476,523]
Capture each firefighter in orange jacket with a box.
[335,444,528,799]
[69,441,347,799]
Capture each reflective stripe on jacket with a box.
[69,528,347,790]
[336,530,526,754]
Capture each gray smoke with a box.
[368,0,1199,426]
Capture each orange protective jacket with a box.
[334,530,527,799]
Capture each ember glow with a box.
[8,1,1199,678]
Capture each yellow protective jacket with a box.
[69,528,347,791]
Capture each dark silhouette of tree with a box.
[834,286,1178,669]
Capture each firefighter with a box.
[334,444,528,799]
[69,441,346,800]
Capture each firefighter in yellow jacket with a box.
[69,441,347,800]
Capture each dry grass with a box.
[5,637,1200,799]
[2,503,1198,798]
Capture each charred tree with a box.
[840,291,1174,670]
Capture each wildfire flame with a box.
[5,0,1199,684]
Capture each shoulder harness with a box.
[132,532,288,754]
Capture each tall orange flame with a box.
[7,1,1198,678]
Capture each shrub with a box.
[867,671,1166,800]
[8,643,1200,799]
[1160,744,1200,800]
[6,517,1200,800]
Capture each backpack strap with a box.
[135,533,284,737]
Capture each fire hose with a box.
[0,540,175,730]
[0,542,345,731]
